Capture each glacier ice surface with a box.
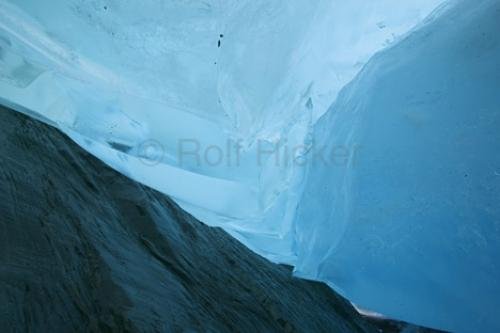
[2,0,500,332]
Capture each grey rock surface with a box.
[0,106,376,332]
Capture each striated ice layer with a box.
[294,0,500,332]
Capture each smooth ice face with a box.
[294,0,500,332]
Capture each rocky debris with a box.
[0,106,376,332]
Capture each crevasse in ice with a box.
[2,0,500,332]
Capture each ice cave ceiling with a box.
[1,0,500,332]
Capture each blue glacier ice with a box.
[294,1,500,331]
[0,0,443,258]
[1,0,500,331]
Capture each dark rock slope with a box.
[0,106,377,332]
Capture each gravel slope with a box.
[0,106,376,332]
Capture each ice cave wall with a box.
[2,0,499,332]
[294,0,500,331]
[0,0,443,244]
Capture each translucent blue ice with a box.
[0,0,442,256]
[3,1,499,332]
[294,1,500,331]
